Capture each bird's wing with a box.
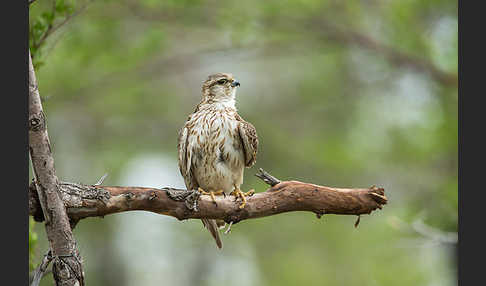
[178,123,223,249]
[237,117,259,167]
[177,126,198,190]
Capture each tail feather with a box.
[201,218,223,249]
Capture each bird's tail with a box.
[201,218,223,249]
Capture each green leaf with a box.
[41,11,55,24]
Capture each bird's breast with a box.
[187,109,245,192]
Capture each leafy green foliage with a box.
[29,0,76,68]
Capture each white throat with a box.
[214,97,236,109]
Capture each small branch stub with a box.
[255,168,281,187]
[315,210,325,219]
[355,215,361,228]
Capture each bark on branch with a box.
[29,169,387,226]
[29,50,84,286]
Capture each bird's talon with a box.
[198,187,209,195]
[201,189,225,205]
[230,188,248,209]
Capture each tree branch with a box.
[32,1,92,53]
[388,216,457,245]
[311,19,458,88]
[261,15,458,88]
[29,169,387,226]
[29,50,84,286]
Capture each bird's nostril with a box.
[232,81,240,87]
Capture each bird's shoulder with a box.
[234,112,252,124]
[234,112,257,132]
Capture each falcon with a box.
[177,73,259,249]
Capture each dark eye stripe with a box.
[217,79,227,84]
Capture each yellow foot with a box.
[230,188,255,209]
[198,188,225,205]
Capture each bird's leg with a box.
[230,187,255,209]
[197,187,209,195]
[209,190,225,205]
[224,221,233,234]
[198,188,225,205]
[212,190,225,196]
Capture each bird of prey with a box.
[177,73,259,249]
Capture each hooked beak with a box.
[231,80,240,87]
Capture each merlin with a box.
[177,73,259,249]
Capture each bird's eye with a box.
[217,79,227,85]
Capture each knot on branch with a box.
[51,249,84,285]
[29,111,46,132]
[165,188,201,211]
[64,183,111,205]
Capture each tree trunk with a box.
[29,50,84,286]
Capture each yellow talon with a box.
[198,188,224,205]
[210,190,224,204]
[197,187,209,195]
[231,188,254,209]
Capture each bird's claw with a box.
[198,188,225,205]
[231,188,255,209]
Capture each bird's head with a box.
[201,73,240,104]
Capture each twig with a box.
[224,221,233,234]
[388,216,457,245]
[33,0,92,52]
[34,14,72,51]
[411,219,457,244]
[94,173,109,186]
[30,250,53,286]
[255,168,281,187]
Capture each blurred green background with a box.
[29,0,458,285]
